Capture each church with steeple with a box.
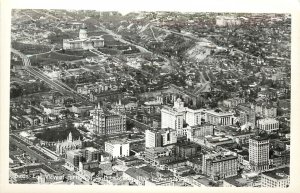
[56,132,82,156]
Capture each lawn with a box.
[11,42,52,55]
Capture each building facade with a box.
[261,167,290,188]
[92,104,126,135]
[205,110,235,126]
[257,118,279,133]
[66,149,83,170]
[145,128,177,148]
[202,153,238,180]
[161,98,204,134]
[187,124,214,141]
[84,147,101,162]
[105,139,130,158]
[63,24,104,50]
[161,99,185,132]
[56,132,82,156]
[249,137,270,172]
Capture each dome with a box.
[81,23,87,29]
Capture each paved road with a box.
[12,48,91,102]
[99,23,152,54]
[151,25,211,42]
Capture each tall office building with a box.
[185,108,203,126]
[249,136,270,172]
[66,149,83,169]
[161,98,203,134]
[84,147,101,162]
[161,98,185,131]
[92,104,126,135]
[145,128,177,148]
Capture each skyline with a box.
[0,7,298,190]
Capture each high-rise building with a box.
[249,136,270,172]
[145,128,177,148]
[105,139,130,158]
[92,104,126,135]
[66,149,83,169]
[161,98,203,134]
[185,108,203,126]
[161,99,185,132]
[84,147,101,162]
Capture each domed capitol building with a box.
[62,24,104,50]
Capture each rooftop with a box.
[224,175,248,187]
[262,167,290,180]
[85,147,100,153]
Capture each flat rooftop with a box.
[262,167,290,180]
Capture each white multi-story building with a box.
[63,24,104,50]
[249,136,270,172]
[205,109,235,126]
[257,118,279,133]
[161,98,186,132]
[161,98,204,134]
[145,128,177,148]
[261,167,290,188]
[185,108,203,126]
[105,139,130,158]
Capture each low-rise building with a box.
[186,124,214,141]
[223,97,245,108]
[257,118,279,133]
[205,109,235,126]
[261,167,290,188]
[202,153,238,180]
[144,146,177,166]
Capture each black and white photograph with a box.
[7,9,292,187]
[1,1,300,192]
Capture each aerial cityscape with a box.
[9,10,291,187]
